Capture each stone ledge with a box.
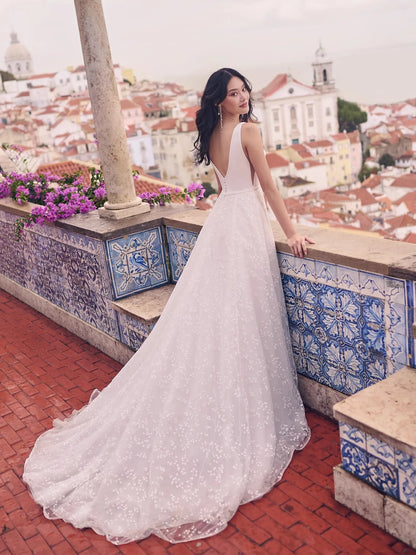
[112,284,175,324]
[1,200,416,279]
[334,465,416,549]
[333,366,416,457]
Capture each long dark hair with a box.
[193,68,255,166]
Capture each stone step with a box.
[333,365,416,457]
[112,284,175,325]
[332,366,416,549]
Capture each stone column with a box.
[74,0,149,219]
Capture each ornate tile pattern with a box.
[166,227,198,282]
[106,227,168,300]
[341,439,367,479]
[279,255,413,394]
[367,454,398,497]
[117,311,153,351]
[339,424,414,509]
[0,213,119,339]
[396,450,416,509]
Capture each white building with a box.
[255,44,338,150]
[4,32,34,79]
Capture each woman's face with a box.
[219,76,250,118]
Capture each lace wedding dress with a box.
[23,122,310,545]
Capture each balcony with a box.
[0,198,415,551]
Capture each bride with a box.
[23,67,314,545]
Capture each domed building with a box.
[4,31,33,79]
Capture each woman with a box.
[23,68,313,545]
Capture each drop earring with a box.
[218,104,223,130]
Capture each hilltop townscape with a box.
[1,32,416,242]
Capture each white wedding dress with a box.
[23,122,310,545]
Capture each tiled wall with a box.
[277,253,414,395]
[0,210,120,340]
[340,422,416,511]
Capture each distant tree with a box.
[379,153,395,167]
[0,69,15,82]
[358,164,377,183]
[337,98,367,132]
[201,182,217,197]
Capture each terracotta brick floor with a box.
[0,288,414,555]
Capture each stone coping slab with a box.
[1,199,416,279]
[333,366,416,457]
[112,284,175,324]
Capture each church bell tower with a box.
[312,43,335,92]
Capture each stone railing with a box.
[1,197,415,546]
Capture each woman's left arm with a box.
[242,123,315,258]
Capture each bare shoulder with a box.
[241,121,262,145]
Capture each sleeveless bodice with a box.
[211,122,257,195]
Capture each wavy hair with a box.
[193,68,255,166]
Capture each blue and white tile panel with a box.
[105,227,169,300]
[340,422,416,509]
[278,253,414,395]
[117,311,154,352]
[0,211,119,339]
[166,226,198,283]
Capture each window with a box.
[292,138,299,145]
[330,156,334,164]
[273,109,280,132]
[290,106,297,131]
[340,155,343,160]
[326,107,331,116]
[323,69,327,82]
[327,123,332,132]
[308,121,314,127]
[307,104,314,119]
[276,144,281,150]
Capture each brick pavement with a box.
[0,289,414,555]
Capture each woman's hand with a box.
[287,233,315,258]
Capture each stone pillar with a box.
[74,0,149,219]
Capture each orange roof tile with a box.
[266,152,289,168]
[261,73,315,98]
[385,213,416,229]
[391,174,416,189]
[351,188,378,206]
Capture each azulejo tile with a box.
[396,450,416,474]
[106,227,168,300]
[396,451,416,509]
[315,260,337,287]
[363,356,386,384]
[166,227,198,282]
[366,435,395,464]
[336,265,360,294]
[319,288,361,346]
[324,341,365,394]
[339,422,366,449]
[385,302,407,336]
[367,454,399,498]
[398,470,416,509]
[117,311,151,351]
[277,252,296,276]
[386,358,404,377]
[385,330,408,366]
[341,439,367,479]
[385,277,406,304]
[359,270,385,299]
[362,296,385,356]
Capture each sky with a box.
[0,0,415,105]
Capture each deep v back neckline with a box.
[211,122,242,179]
